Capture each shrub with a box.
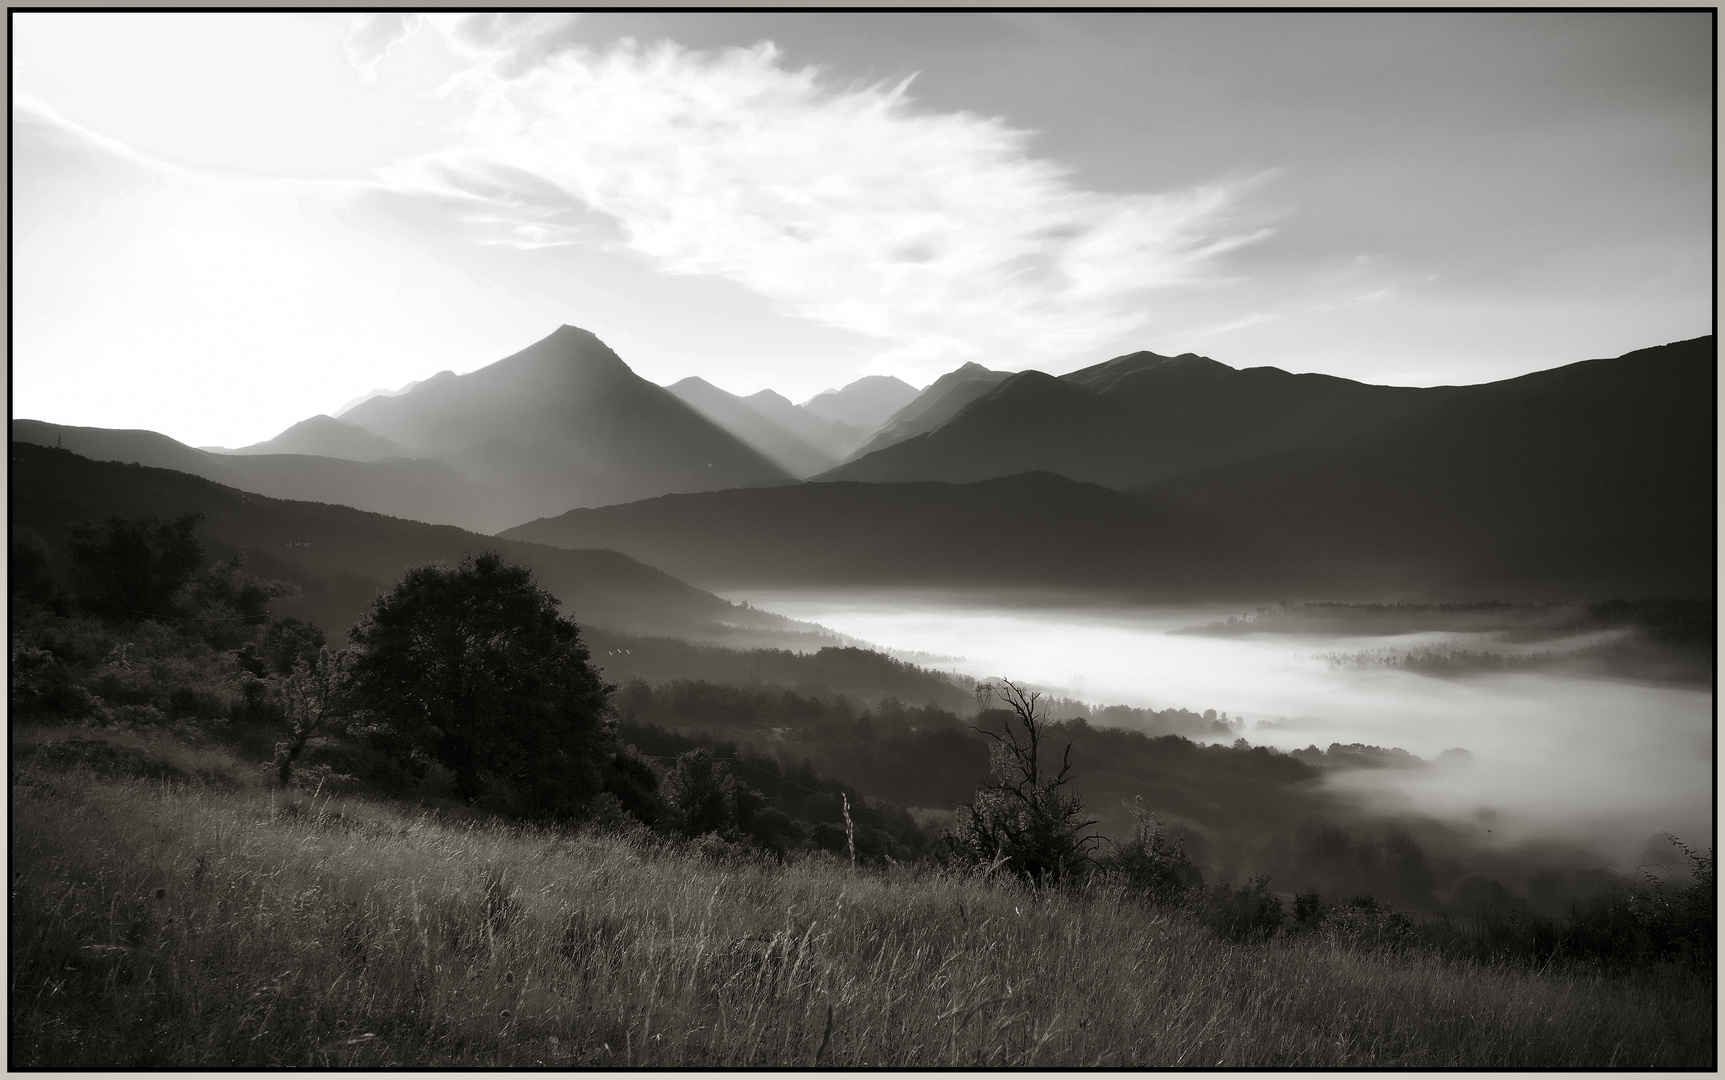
[1202,874,1285,941]
[1099,797,1203,906]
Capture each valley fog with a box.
[737,590,1711,869]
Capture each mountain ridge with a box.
[666,376,838,478]
[822,345,1475,488]
[322,326,799,528]
[8,441,817,649]
[218,414,411,462]
[502,337,1714,602]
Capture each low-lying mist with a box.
[737,590,1712,871]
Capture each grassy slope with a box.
[11,735,1712,1069]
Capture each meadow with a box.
[10,727,1713,1069]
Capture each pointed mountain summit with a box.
[336,326,795,528]
[221,414,410,461]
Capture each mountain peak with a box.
[801,375,920,430]
[1062,349,1231,395]
[744,389,794,409]
[225,413,410,462]
[507,325,626,370]
[318,327,794,523]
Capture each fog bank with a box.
[739,590,1712,867]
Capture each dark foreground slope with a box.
[503,339,1713,601]
[8,443,803,645]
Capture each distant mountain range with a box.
[19,327,807,532]
[335,326,794,527]
[12,418,492,528]
[847,362,1013,459]
[822,350,1468,488]
[666,377,849,478]
[801,375,919,431]
[215,414,411,462]
[17,326,1713,602]
[504,337,1714,602]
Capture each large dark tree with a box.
[345,552,615,817]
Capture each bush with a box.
[1099,797,1203,906]
[1202,874,1285,941]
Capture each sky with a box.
[13,11,1714,448]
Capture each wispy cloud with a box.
[365,18,1274,378]
[1171,312,1280,344]
[344,14,421,85]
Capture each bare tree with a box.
[947,680,1098,885]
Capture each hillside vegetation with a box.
[11,741,1714,1068]
[11,511,1712,1068]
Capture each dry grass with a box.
[10,732,1714,1068]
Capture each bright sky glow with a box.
[12,12,1713,447]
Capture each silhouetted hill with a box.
[219,414,409,461]
[338,326,795,527]
[667,377,837,478]
[8,443,817,646]
[12,419,500,531]
[825,370,1159,485]
[824,348,1465,487]
[847,361,1013,459]
[801,375,919,433]
[502,471,1256,596]
[1138,336,1716,599]
[502,338,1713,601]
[584,630,976,713]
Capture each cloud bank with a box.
[365,15,1272,379]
